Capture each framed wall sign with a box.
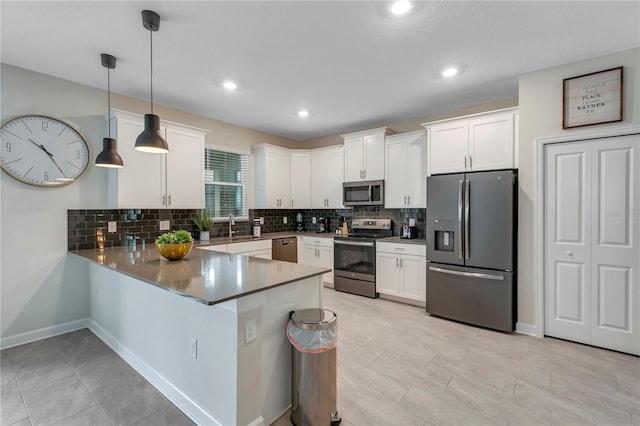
[563,66,623,129]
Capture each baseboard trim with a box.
[0,318,90,350]
[515,322,538,336]
[88,320,222,426]
[247,416,266,426]
[379,293,426,308]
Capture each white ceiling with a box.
[1,1,638,141]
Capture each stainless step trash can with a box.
[287,309,341,426]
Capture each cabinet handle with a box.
[407,195,411,205]
[168,194,171,206]
[464,156,467,170]
[404,195,407,205]
[291,199,294,207]
[162,194,166,206]
[399,258,403,268]
[363,170,366,179]
[396,257,399,267]
[469,156,473,169]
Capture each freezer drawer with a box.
[426,263,514,332]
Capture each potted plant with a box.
[192,208,213,241]
[155,230,194,260]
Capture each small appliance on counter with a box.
[253,219,261,237]
[317,217,329,233]
[296,212,304,232]
[400,225,417,239]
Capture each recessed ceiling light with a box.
[390,1,412,15]
[442,68,458,77]
[223,81,237,90]
[298,110,309,118]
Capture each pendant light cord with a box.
[150,29,154,115]
[107,66,111,138]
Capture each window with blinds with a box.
[204,148,248,220]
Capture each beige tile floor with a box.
[2,287,639,425]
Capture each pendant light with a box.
[135,10,169,153]
[95,53,124,168]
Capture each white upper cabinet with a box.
[424,108,518,175]
[108,109,206,209]
[290,151,311,209]
[253,144,291,209]
[342,127,392,181]
[384,130,427,208]
[310,146,344,209]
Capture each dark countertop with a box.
[70,243,330,306]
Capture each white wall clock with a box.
[1,115,90,187]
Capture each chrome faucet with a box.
[228,214,236,240]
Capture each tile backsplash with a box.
[68,207,426,250]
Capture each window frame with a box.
[204,146,249,222]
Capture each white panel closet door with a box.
[545,142,592,345]
[590,136,639,354]
[545,134,639,355]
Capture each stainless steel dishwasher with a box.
[272,237,298,263]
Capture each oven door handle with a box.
[334,240,375,247]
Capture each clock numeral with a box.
[42,121,49,132]
[6,142,11,152]
[44,171,49,181]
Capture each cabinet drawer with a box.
[376,242,426,257]
[303,236,334,248]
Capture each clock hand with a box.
[27,138,67,179]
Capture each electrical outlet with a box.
[245,318,257,343]
[409,218,415,227]
[312,217,317,224]
[107,221,117,233]
[283,216,287,224]
[189,337,197,359]
[159,220,170,231]
[259,217,264,225]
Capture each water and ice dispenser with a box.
[433,219,455,252]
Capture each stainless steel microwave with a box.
[343,180,384,206]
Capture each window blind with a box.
[204,148,248,220]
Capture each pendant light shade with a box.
[135,10,169,154]
[95,53,124,168]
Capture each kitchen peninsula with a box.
[70,243,329,426]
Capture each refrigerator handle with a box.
[458,179,464,259]
[428,266,505,281]
[465,179,470,260]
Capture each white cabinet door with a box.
[310,146,344,209]
[545,135,640,355]
[310,152,327,209]
[343,136,364,181]
[254,146,291,209]
[400,255,426,302]
[376,253,400,296]
[406,132,427,208]
[326,147,344,208]
[109,116,165,208]
[165,126,204,209]
[363,133,385,180]
[317,246,334,284]
[290,152,310,209]
[384,139,408,208]
[428,120,468,175]
[468,110,514,172]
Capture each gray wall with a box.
[517,47,639,332]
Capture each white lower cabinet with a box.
[198,240,272,259]
[302,236,334,285]
[376,242,426,304]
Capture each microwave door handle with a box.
[368,185,372,202]
[464,179,470,260]
[458,179,464,259]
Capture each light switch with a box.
[159,220,170,231]
[107,221,117,233]
[245,318,257,343]
[409,218,415,227]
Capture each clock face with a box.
[1,115,91,187]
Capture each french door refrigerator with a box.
[426,169,517,332]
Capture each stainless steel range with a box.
[334,218,392,298]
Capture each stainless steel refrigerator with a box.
[426,170,517,332]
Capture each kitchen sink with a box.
[229,235,261,242]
